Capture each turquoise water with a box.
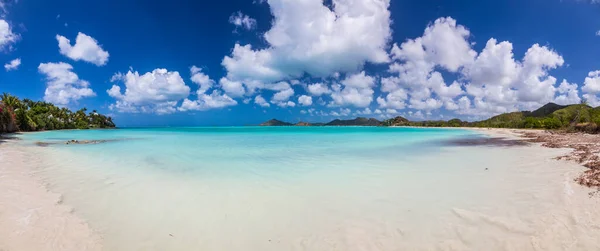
[19,127,519,250]
[20,127,479,176]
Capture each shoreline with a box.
[0,141,102,251]
[1,128,599,250]
[467,128,600,192]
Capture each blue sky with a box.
[1,0,600,126]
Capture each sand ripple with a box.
[0,142,101,251]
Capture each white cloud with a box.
[219,77,246,97]
[179,68,237,112]
[222,0,392,84]
[107,68,190,114]
[582,70,600,107]
[275,101,296,108]
[57,32,109,66]
[178,90,237,112]
[382,17,570,117]
[390,17,475,72]
[409,97,443,110]
[330,71,375,107]
[377,89,407,109]
[0,19,18,50]
[582,70,600,94]
[4,57,20,71]
[38,62,96,106]
[190,66,215,94]
[462,41,564,114]
[341,71,376,89]
[298,95,312,106]
[385,108,398,114]
[271,86,294,102]
[330,87,374,108]
[229,11,257,31]
[583,94,600,107]
[596,30,600,36]
[355,107,373,115]
[306,82,331,96]
[554,79,581,105]
[254,95,270,107]
[382,17,473,112]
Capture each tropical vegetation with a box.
[383,102,600,133]
[1,93,115,133]
[262,102,600,134]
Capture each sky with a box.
[1,0,600,127]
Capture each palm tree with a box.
[1,93,21,110]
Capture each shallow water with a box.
[16,127,600,250]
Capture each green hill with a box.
[472,103,600,132]
[381,116,410,126]
[325,117,381,126]
[528,103,567,117]
[261,103,600,134]
[259,119,293,126]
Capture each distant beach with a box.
[1,127,599,250]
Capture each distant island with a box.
[261,102,600,134]
[0,93,115,134]
[259,117,380,127]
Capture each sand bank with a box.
[0,141,101,251]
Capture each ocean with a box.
[14,127,594,250]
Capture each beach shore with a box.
[0,141,102,251]
[1,128,599,250]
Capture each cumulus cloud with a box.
[377,88,407,110]
[107,68,190,114]
[380,17,471,112]
[38,62,96,106]
[254,95,270,107]
[229,11,257,31]
[330,71,376,107]
[582,70,600,94]
[190,66,215,94]
[0,19,18,50]
[275,101,295,108]
[298,95,312,106]
[219,77,246,98]
[554,79,581,105]
[306,82,331,96]
[461,41,564,114]
[222,0,392,86]
[179,68,237,112]
[4,57,19,71]
[178,90,237,112]
[582,70,600,106]
[380,16,569,117]
[270,82,295,106]
[57,32,109,66]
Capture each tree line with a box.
[1,93,115,133]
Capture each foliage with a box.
[0,93,115,133]
[382,103,600,134]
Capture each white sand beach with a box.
[1,129,600,251]
[0,142,101,251]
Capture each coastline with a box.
[1,128,599,250]
[0,140,102,251]
[464,127,600,192]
